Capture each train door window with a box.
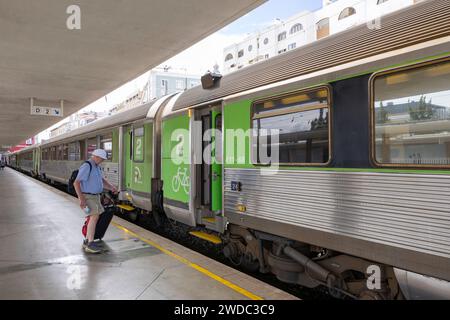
[133,127,144,162]
[215,114,223,164]
[68,142,80,161]
[201,115,211,206]
[87,138,97,158]
[372,58,450,167]
[100,133,113,161]
[252,87,331,165]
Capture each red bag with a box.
[82,216,90,238]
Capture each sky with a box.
[39,0,323,138]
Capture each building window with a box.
[248,45,253,52]
[176,80,185,90]
[238,50,244,58]
[225,53,234,62]
[290,23,303,34]
[316,18,330,40]
[339,7,356,20]
[264,54,269,59]
[377,0,389,4]
[372,58,450,167]
[252,87,331,165]
[263,38,269,45]
[288,43,297,50]
[278,48,287,54]
[277,32,287,42]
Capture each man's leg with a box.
[86,214,99,243]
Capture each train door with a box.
[199,108,222,214]
[211,111,222,213]
[122,122,153,211]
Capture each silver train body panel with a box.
[17,160,33,174]
[41,160,119,188]
[224,168,450,282]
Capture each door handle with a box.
[212,172,221,180]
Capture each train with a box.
[6,0,450,300]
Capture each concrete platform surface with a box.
[0,168,298,300]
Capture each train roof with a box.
[173,0,450,110]
[39,99,159,147]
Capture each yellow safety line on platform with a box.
[112,221,263,300]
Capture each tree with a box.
[409,95,433,121]
[376,102,389,124]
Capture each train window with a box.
[252,87,331,165]
[100,133,113,161]
[62,144,69,161]
[56,145,63,160]
[50,147,56,160]
[68,142,80,161]
[23,152,32,161]
[87,138,97,159]
[79,140,86,160]
[373,59,450,167]
[41,148,48,161]
[133,127,144,162]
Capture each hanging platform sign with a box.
[30,98,64,117]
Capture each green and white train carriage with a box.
[160,1,450,299]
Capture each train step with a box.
[189,231,222,245]
[117,204,135,211]
[201,216,224,233]
[202,217,216,224]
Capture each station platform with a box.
[0,168,297,300]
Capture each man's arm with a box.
[74,180,87,209]
[102,178,118,194]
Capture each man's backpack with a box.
[68,161,92,195]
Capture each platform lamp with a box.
[201,64,222,90]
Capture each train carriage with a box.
[163,0,450,299]
[33,96,172,211]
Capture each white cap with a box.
[92,149,108,160]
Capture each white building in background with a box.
[110,67,201,114]
[147,68,201,101]
[223,0,424,74]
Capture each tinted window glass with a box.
[374,60,450,166]
[252,88,330,165]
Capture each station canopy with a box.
[0,0,265,152]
